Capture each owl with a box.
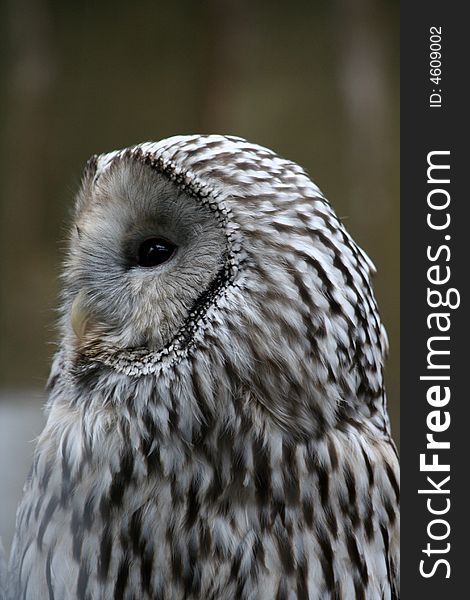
[7,135,399,599]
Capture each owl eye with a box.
[137,238,177,268]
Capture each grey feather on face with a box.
[65,158,226,353]
[7,135,399,600]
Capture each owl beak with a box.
[71,290,90,340]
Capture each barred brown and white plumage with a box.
[7,135,399,599]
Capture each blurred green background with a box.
[0,0,399,435]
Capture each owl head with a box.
[61,135,387,438]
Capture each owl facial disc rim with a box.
[72,145,243,378]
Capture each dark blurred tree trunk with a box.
[198,0,243,133]
[0,0,57,386]
[336,0,400,443]
[337,0,390,223]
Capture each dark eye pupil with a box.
[137,238,176,268]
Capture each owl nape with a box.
[7,135,399,600]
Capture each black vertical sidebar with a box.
[401,4,468,598]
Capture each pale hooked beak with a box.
[70,290,90,339]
